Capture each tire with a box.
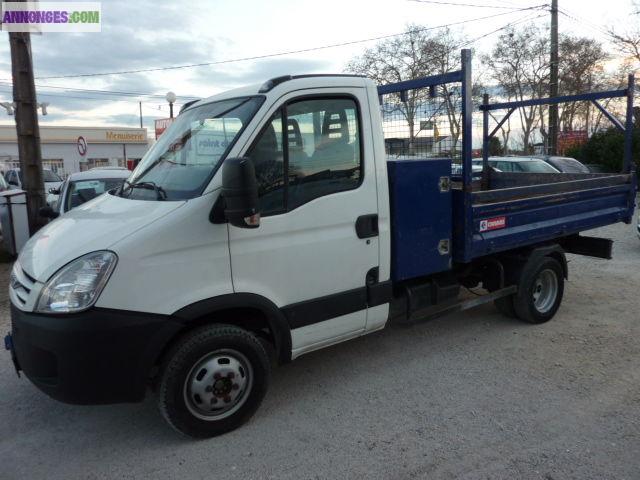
[494,295,517,318]
[157,324,270,438]
[513,256,564,324]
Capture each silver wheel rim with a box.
[183,349,253,421]
[532,269,558,314]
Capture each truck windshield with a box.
[121,96,263,201]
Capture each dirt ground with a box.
[1,220,639,480]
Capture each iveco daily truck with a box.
[5,50,636,437]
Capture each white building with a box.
[0,125,150,177]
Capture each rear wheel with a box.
[513,256,564,324]
[158,324,270,438]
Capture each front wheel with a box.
[157,324,270,438]
[513,256,564,324]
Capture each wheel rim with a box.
[532,269,558,314]
[183,349,253,421]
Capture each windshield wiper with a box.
[122,180,168,200]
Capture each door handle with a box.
[356,214,378,239]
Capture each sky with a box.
[0,0,636,132]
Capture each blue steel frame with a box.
[480,76,636,174]
[377,50,636,266]
[375,49,472,263]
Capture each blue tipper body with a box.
[387,158,452,282]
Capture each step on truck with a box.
[5,49,636,437]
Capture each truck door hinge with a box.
[438,239,451,255]
[439,176,451,193]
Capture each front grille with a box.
[10,264,36,306]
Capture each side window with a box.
[248,111,285,215]
[248,96,362,215]
[497,161,511,172]
[287,98,361,210]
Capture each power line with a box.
[36,5,547,80]
[459,10,547,47]
[0,81,199,101]
[556,8,611,39]
[409,0,531,9]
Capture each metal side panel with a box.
[387,158,452,281]
[468,184,634,258]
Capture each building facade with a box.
[0,125,150,177]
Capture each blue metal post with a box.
[482,93,489,189]
[461,48,473,262]
[623,74,635,174]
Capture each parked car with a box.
[535,155,591,173]
[4,168,64,204]
[488,156,560,173]
[585,163,608,173]
[0,174,9,192]
[45,168,131,216]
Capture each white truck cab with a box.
[8,75,393,437]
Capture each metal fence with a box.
[380,82,464,162]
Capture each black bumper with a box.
[9,304,183,405]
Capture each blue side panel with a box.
[387,159,452,282]
[469,185,635,258]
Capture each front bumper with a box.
[9,304,182,405]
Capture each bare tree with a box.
[608,1,640,65]
[557,36,609,132]
[482,25,549,153]
[346,26,466,154]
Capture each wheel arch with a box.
[164,293,292,366]
[527,243,568,280]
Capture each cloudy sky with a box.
[0,0,636,132]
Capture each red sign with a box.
[154,118,174,139]
[77,136,87,156]
[557,130,588,155]
[479,216,507,233]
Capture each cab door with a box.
[228,88,379,355]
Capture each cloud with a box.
[188,57,335,92]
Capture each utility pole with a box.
[548,0,559,155]
[8,25,46,235]
[139,101,143,128]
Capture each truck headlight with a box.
[36,251,117,314]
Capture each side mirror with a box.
[8,180,18,187]
[39,206,59,220]
[48,187,60,195]
[221,157,260,228]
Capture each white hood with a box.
[19,192,185,281]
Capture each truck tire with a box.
[513,256,564,324]
[157,324,270,438]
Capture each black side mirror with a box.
[221,157,260,228]
[48,187,60,195]
[39,206,59,220]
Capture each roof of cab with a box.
[183,74,376,113]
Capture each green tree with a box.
[567,127,640,173]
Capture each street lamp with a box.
[0,102,15,115]
[38,102,49,115]
[166,91,177,118]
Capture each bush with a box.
[567,127,640,174]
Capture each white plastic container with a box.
[0,190,29,256]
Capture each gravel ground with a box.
[1,221,639,480]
